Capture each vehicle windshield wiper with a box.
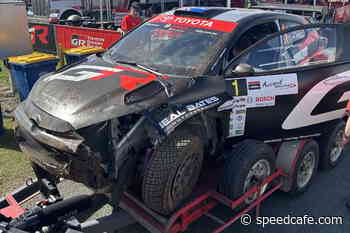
[114,60,161,75]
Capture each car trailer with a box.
[0,139,318,233]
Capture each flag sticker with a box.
[248,81,261,90]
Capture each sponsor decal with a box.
[228,103,247,137]
[159,96,220,130]
[244,73,298,96]
[283,70,350,130]
[253,95,275,107]
[71,34,105,48]
[235,109,246,114]
[149,14,237,32]
[218,95,275,111]
[218,96,247,111]
[248,81,261,90]
[235,130,244,135]
[159,110,186,128]
[262,79,296,89]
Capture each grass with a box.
[0,62,10,87]
[0,61,34,196]
[0,119,34,197]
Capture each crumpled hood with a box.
[27,56,191,130]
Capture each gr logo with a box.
[71,35,87,47]
[283,71,350,130]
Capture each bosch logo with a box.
[256,96,275,102]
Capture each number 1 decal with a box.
[230,79,247,96]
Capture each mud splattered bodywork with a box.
[13,8,350,212]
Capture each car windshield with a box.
[105,14,235,76]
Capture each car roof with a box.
[170,7,303,23]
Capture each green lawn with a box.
[0,61,34,196]
[0,62,10,87]
[0,119,34,196]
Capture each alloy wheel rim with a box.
[330,130,344,163]
[297,151,316,189]
[243,159,271,204]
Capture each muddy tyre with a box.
[319,121,345,170]
[290,140,319,195]
[142,129,204,215]
[218,140,275,205]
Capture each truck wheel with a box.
[290,140,319,195]
[142,129,204,215]
[218,140,275,205]
[319,121,345,170]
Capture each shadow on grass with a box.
[0,127,20,151]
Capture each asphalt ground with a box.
[20,148,350,233]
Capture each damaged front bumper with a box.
[14,103,84,154]
[13,102,153,193]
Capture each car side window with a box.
[226,22,279,63]
[230,27,337,73]
[279,20,302,31]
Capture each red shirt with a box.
[121,15,142,32]
[347,100,350,111]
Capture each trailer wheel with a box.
[142,129,204,215]
[290,140,319,195]
[319,121,345,170]
[218,140,275,205]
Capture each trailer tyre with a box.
[218,140,275,205]
[319,121,345,170]
[142,129,204,215]
[290,140,319,195]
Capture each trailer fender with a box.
[276,140,307,192]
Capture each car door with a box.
[220,24,350,142]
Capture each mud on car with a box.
[14,7,350,215]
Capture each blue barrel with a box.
[65,53,90,65]
[9,53,59,101]
[65,47,105,65]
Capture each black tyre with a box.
[142,129,204,215]
[60,10,81,20]
[218,140,275,205]
[290,140,319,195]
[319,121,345,170]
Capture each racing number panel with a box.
[221,24,350,141]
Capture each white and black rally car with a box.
[14,7,350,215]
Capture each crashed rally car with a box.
[14,7,350,215]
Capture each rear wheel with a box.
[319,121,345,170]
[142,129,204,215]
[218,140,275,205]
[290,140,319,195]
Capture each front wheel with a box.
[142,129,204,215]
